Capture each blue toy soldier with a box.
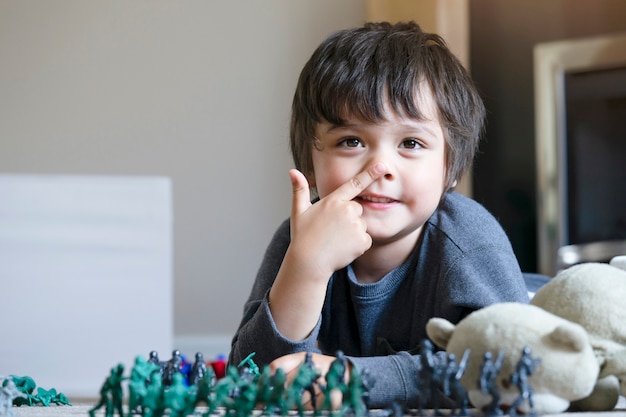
[162,350,184,387]
[509,347,540,417]
[188,352,209,386]
[417,339,444,414]
[479,350,505,417]
[442,350,470,417]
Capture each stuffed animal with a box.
[426,302,599,415]
[426,257,626,414]
[530,257,626,411]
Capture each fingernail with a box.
[373,163,386,174]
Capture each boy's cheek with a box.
[315,165,363,197]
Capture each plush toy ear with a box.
[600,349,626,379]
[426,318,455,349]
[549,321,590,352]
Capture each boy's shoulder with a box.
[426,191,510,246]
[435,191,500,224]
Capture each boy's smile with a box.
[356,194,399,206]
[310,92,448,249]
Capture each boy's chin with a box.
[368,226,423,246]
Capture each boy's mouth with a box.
[358,195,397,204]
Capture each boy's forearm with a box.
[228,294,321,367]
[268,245,331,341]
[348,351,450,409]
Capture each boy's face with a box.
[310,91,448,247]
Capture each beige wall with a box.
[0,1,366,351]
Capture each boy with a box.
[229,21,529,409]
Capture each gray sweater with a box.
[229,192,529,408]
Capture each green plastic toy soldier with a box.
[128,356,160,415]
[163,373,194,417]
[341,366,367,417]
[287,352,321,417]
[142,373,164,417]
[322,351,348,412]
[89,364,125,417]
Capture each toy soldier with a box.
[142,374,164,417]
[188,352,209,386]
[509,346,540,417]
[341,367,368,417]
[0,379,26,417]
[265,368,289,416]
[193,366,217,414]
[209,366,239,415]
[5,376,36,406]
[442,350,470,416]
[479,350,504,417]
[147,351,166,377]
[237,352,260,378]
[287,352,321,416]
[417,339,444,414]
[321,350,348,411]
[89,364,126,417]
[162,350,183,387]
[162,373,194,417]
[128,356,160,414]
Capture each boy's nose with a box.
[371,159,394,180]
[369,148,395,180]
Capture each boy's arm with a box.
[270,351,445,410]
[347,352,424,409]
[268,163,387,341]
[230,163,387,365]
[229,218,324,367]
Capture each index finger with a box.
[331,162,387,202]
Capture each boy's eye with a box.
[339,137,363,148]
[401,138,422,149]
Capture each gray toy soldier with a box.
[509,347,540,417]
[479,350,505,417]
[0,379,27,417]
[442,351,470,416]
[417,339,444,414]
[188,352,209,386]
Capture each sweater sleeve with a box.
[348,353,420,408]
[228,219,321,367]
[348,351,453,409]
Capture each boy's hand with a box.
[269,352,347,410]
[288,162,387,277]
[268,162,387,341]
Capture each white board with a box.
[0,174,173,398]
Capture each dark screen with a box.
[565,66,626,245]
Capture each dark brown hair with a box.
[289,21,485,190]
